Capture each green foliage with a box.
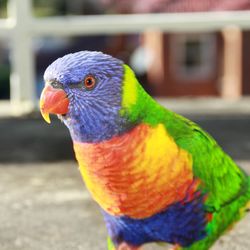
[0,0,68,17]
[0,64,10,99]
[0,0,7,18]
[32,0,67,17]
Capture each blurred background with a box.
[0,0,250,249]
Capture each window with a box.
[170,33,216,81]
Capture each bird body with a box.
[40,51,250,250]
[74,122,195,219]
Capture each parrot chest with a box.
[73,123,195,219]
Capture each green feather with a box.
[107,236,115,250]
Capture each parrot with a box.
[39,51,250,250]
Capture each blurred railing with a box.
[1,0,250,115]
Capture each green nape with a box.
[120,64,169,125]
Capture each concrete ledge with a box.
[157,97,250,115]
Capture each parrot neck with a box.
[64,113,132,143]
[73,123,196,219]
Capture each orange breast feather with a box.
[73,124,194,219]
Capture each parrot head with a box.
[40,51,143,142]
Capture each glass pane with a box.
[184,40,202,69]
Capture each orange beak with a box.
[39,85,69,124]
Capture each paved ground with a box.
[0,106,250,249]
[0,162,249,250]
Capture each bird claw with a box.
[117,242,142,250]
[171,244,181,250]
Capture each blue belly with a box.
[102,195,207,247]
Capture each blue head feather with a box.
[44,51,130,143]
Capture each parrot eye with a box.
[84,75,96,90]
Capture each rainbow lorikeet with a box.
[40,51,250,250]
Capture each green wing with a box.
[161,110,249,211]
[143,102,250,249]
